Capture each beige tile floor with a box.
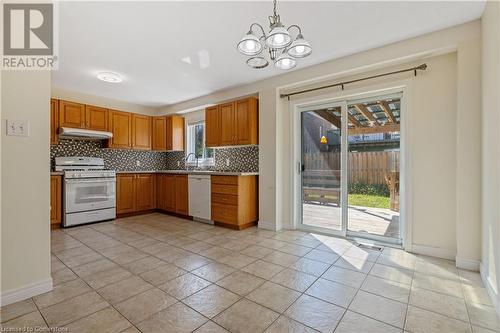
[1,213,499,333]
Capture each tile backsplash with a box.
[50,139,259,172]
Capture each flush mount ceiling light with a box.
[97,71,123,83]
[237,0,312,70]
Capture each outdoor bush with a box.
[348,183,390,197]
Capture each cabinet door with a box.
[86,105,108,131]
[235,97,258,145]
[170,116,185,151]
[156,174,165,210]
[50,99,59,144]
[175,175,189,215]
[59,100,86,128]
[219,102,236,146]
[205,106,220,147]
[152,116,167,151]
[108,110,131,149]
[116,174,135,214]
[132,114,152,150]
[166,116,172,151]
[164,175,176,212]
[135,174,155,211]
[50,176,62,225]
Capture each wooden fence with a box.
[303,151,399,185]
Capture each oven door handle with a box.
[65,178,116,184]
[78,195,114,201]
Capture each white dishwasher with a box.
[188,175,212,223]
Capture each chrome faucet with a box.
[184,153,199,169]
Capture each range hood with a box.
[59,127,113,140]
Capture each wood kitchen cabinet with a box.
[156,174,188,215]
[167,116,185,151]
[152,115,185,151]
[108,110,132,149]
[174,175,189,215]
[211,175,258,230]
[135,173,155,210]
[57,100,108,132]
[85,105,108,131]
[235,97,258,145]
[205,97,258,147]
[219,102,236,146]
[116,174,136,214]
[50,175,62,226]
[50,99,59,144]
[132,114,152,150]
[117,173,155,214]
[205,106,220,147]
[59,100,86,129]
[152,116,167,150]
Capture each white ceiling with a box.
[52,1,485,107]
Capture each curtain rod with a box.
[280,63,427,100]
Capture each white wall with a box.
[161,21,482,265]
[52,87,157,115]
[1,71,53,305]
[282,54,459,257]
[481,0,500,315]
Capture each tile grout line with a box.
[43,216,491,333]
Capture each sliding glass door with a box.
[298,94,402,244]
[300,103,345,234]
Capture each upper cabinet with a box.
[152,115,185,151]
[205,106,220,147]
[52,98,184,152]
[85,105,108,131]
[152,116,167,150]
[167,115,185,151]
[58,100,109,131]
[220,102,236,146]
[235,98,258,145]
[132,114,152,150]
[59,100,86,128]
[50,99,59,144]
[205,97,258,147]
[108,110,131,149]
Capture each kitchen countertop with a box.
[116,170,259,176]
[50,170,258,176]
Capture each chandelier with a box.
[236,0,312,70]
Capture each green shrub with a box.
[348,183,390,197]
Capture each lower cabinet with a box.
[115,173,257,229]
[116,173,155,214]
[50,175,62,226]
[211,175,258,230]
[156,174,188,215]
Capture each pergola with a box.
[313,98,401,135]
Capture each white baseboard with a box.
[0,278,53,306]
[411,244,455,260]
[455,256,480,271]
[480,262,500,317]
[258,220,279,231]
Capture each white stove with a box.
[55,157,116,227]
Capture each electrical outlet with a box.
[226,158,230,167]
[136,160,141,167]
[6,120,29,137]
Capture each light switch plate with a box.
[6,120,29,136]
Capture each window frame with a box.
[185,120,214,167]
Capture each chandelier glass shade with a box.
[237,32,263,56]
[236,0,311,70]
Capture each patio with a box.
[302,203,400,239]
